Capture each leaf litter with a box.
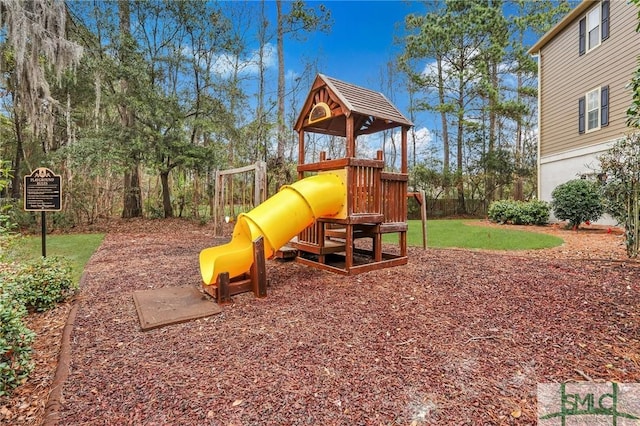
[1,218,638,425]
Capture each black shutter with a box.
[579,17,586,55]
[579,96,585,134]
[601,85,609,127]
[601,0,610,41]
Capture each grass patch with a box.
[384,219,563,250]
[8,233,104,283]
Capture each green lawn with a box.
[5,220,559,284]
[384,219,563,250]
[10,233,105,283]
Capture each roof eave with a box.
[528,0,594,55]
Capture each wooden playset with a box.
[212,161,267,236]
[291,74,413,275]
[200,74,413,302]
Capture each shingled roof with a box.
[294,74,413,137]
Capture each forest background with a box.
[0,0,588,228]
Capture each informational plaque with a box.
[24,167,62,211]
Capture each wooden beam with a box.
[217,162,264,176]
[217,272,231,304]
[401,126,408,174]
[346,115,355,157]
[251,237,267,298]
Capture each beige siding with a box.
[538,1,640,158]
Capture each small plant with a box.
[0,287,35,396]
[551,179,604,229]
[6,257,77,313]
[0,256,76,394]
[488,199,550,225]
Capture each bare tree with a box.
[274,0,330,188]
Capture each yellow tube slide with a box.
[199,173,346,285]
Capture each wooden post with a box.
[217,272,231,304]
[419,189,427,249]
[346,115,355,158]
[254,161,267,206]
[213,170,221,235]
[251,237,267,298]
[345,224,354,270]
[401,126,408,174]
[298,130,305,181]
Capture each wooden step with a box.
[294,239,346,255]
[275,245,298,259]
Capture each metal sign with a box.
[24,167,62,211]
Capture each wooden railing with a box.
[296,155,409,247]
[381,172,408,223]
[349,163,382,215]
[299,221,320,245]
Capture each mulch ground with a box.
[2,219,639,425]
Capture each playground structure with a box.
[199,74,413,301]
[292,74,413,274]
[212,161,267,236]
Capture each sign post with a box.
[24,167,62,257]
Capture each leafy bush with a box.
[551,179,604,229]
[51,211,75,231]
[0,288,35,396]
[488,199,550,225]
[487,200,512,223]
[0,256,76,395]
[5,257,77,313]
[6,204,37,233]
[0,160,15,235]
[598,134,640,257]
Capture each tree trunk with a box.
[122,166,143,218]
[514,71,524,201]
[485,61,498,204]
[274,0,287,190]
[119,0,142,218]
[437,55,449,176]
[254,0,268,165]
[160,170,173,218]
[10,108,24,199]
[456,80,466,215]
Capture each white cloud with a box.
[411,126,432,155]
[210,43,276,77]
[353,127,433,169]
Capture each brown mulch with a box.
[1,219,639,425]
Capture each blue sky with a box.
[272,1,433,157]
[214,1,423,111]
[213,1,556,163]
[293,1,424,87]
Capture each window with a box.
[578,86,609,134]
[579,0,610,56]
[587,88,600,130]
[587,7,600,50]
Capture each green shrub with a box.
[0,288,35,396]
[51,211,75,231]
[551,179,604,229]
[487,200,511,223]
[488,199,550,225]
[7,206,37,233]
[6,257,77,313]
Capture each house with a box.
[529,0,640,224]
